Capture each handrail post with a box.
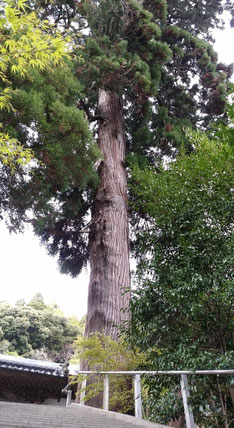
[180,375,195,428]
[66,389,72,407]
[103,374,109,411]
[80,378,87,405]
[134,374,142,419]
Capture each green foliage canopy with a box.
[0,293,83,361]
[73,333,146,413]
[0,0,70,171]
[0,0,233,276]
[127,128,234,426]
[215,83,234,148]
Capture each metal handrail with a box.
[62,369,234,428]
[63,369,234,379]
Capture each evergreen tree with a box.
[0,295,83,360]
[0,0,233,343]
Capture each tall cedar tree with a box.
[1,0,233,341]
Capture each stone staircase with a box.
[0,402,170,428]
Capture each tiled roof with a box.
[0,353,77,377]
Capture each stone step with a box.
[0,401,170,428]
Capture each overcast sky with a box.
[0,20,234,318]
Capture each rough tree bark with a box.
[85,89,131,339]
[79,90,131,408]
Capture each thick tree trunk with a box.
[77,90,131,408]
[85,89,131,339]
